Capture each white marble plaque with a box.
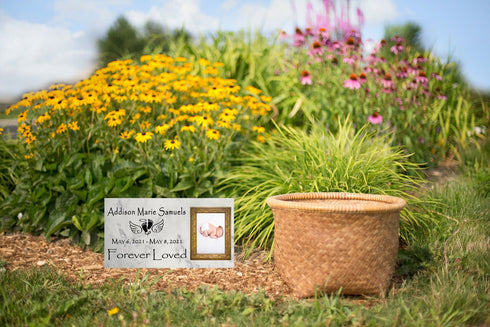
[104,198,234,268]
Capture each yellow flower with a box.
[245,85,262,95]
[135,132,153,143]
[206,129,220,140]
[217,120,231,128]
[194,115,213,128]
[35,113,51,125]
[139,106,152,113]
[18,110,28,122]
[260,95,272,102]
[252,126,265,134]
[180,124,196,133]
[108,307,119,316]
[189,157,195,163]
[120,131,133,139]
[198,58,210,66]
[107,117,122,127]
[140,120,151,130]
[68,121,80,131]
[155,123,170,135]
[130,113,141,124]
[219,112,235,122]
[24,152,34,159]
[0,127,3,135]
[164,139,181,150]
[256,135,266,143]
[56,123,67,134]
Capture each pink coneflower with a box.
[293,27,305,47]
[414,55,427,63]
[416,71,429,84]
[390,36,404,55]
[368,112,383,125]
[330,41,341,50]
[300,70,312,85]
[359,72,367,83]
[380,73,394,88]
[381,87,394,94]
[343,56,356,65]
[397,66,409,79]
[390,43,404,54]
[431,72,442,81]
[310,41,324,56]
[344,73,361,89]
[318,27,328,40]
[278,30,288,41]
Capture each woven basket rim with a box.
[266,192,406,213]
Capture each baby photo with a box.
[196,212,226,255]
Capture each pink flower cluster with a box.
[280,22,447,126]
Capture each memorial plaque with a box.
[104,198,234,268]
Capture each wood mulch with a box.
[0,232,293,299]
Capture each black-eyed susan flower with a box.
[68,121,80,131]
[217,120,231,128]
[252,126,265,134]
[194,115,213,128]
[135,131,153,143]
[155,123,170,135]
[18,110,28,122]
[245,86,262,95]
[107,117,122,127]
[120,131,132,139]
[140,120,151,130]
[164,139,181,150]
[180,124,196,133]
[56,123,67,134]
[206,129,220,140]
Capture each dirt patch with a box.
[0,232,292,298]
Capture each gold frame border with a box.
[190,207,232,260]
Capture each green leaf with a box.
[172,179,194,193]
[87,185,105,208]
[81,231,91,246]
[84,169,93,186]
[68,177,84,190]
[45,209,69,237]
[72,215,83,231]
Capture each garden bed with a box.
[0,232,292,298]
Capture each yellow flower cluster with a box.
[8,54,271,153]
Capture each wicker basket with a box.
[267,192,406,297]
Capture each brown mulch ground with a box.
[0,232,293,298]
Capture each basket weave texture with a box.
[267,192,406,298]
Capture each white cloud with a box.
[358,0,398,24]
[0,11,96,99]
[126,0,220,33]
[221,0,239,11]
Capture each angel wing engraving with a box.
[129,221,143,234]
[151,219,164,233]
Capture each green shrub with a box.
[221,119,435,257]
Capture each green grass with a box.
[221,119,435,256]
[1,169,488,326]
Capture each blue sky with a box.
[1,0,489,100]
